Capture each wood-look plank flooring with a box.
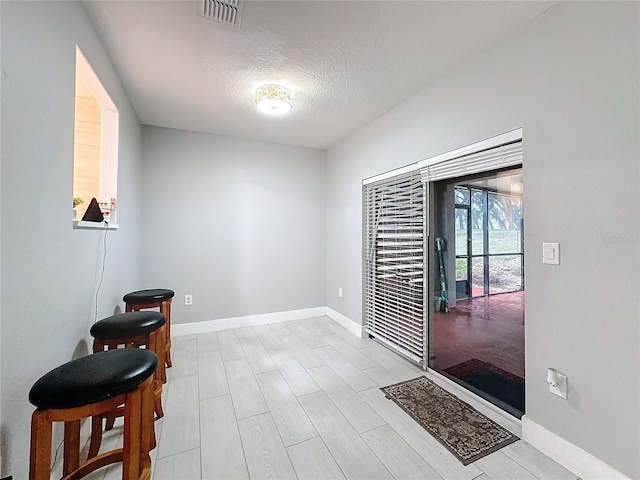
[80,316,578,480]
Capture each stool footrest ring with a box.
[61,449,124,480]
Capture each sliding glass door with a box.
[428,167,525,418]
[363,133,525,417]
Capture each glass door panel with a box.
[455,205,470,299]
[430,167,525,419]
[456,258,468,282]
[489,255,523,293]
[455,208,468,256]
[488,193,522,255]
[472,257,485,296]
[471,190,485,256]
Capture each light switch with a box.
[543,243,560,265]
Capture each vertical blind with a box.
[363,170,425,364]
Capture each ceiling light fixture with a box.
[255,84,292,114]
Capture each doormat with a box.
[381,376,518,465]
[444,359,524,415]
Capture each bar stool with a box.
[123,289,174,369]
[28,349,157,480]
[89,311,166,458]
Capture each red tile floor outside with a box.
[431,291,525,379]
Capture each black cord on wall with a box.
[49,440,64,472]
[94,220,109,323]
[51,221,110,472]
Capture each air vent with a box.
[200,0,244,29]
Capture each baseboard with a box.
[172,307,327,336]
[521,416,631,480]
[325,307,365,338]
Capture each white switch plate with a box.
[543,242,560,265]
[338,288,343,298]
[185,294,193,306]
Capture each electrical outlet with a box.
[547,368,567,399]
[338,288,343,298]
[185,294,193,306]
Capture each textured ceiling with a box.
[82,1,555,149]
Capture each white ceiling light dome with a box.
[255,84,292,114]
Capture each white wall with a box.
[326,2,639,478]
[0,2,142,478]
[140,126,326,325]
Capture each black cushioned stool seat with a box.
[89,312,167,459]
[91,311,166,340]
[124,289,174,369]
[28,349,158,480]
[30,349,157,410]
[123,289,174,305]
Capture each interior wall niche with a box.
[73,46,119,223]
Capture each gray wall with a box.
[140,126,326,325]
[0,2,142,478]
[326,2,639,477]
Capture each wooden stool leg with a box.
[165,344,172,368]
[30,410,52,480]
[154,382,164,420]
[161,300,172,368]
[158,325,167,384]
[63,419,81,475]
[142,377,156,453]
[88,415,104,458]
[140,379,155,480]
[122,386,142,480]
[148,330,164,419]
[104,413,116,431]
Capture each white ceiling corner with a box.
[81,0,556,149]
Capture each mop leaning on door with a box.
[435,237,450,313]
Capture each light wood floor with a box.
[79,316,578,480]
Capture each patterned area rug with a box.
[381,376,519,465]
